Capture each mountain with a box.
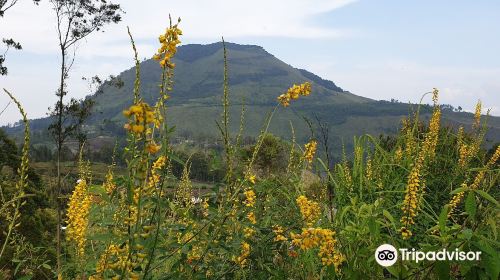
[3,42,500,157]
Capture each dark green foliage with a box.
[0,130,56,276]
[241,133,289,175]
[30,144,53,162]
[0,128,19,168]
[171,148,225,183]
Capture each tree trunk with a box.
[56,46,66,277]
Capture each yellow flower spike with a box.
[277,82,312,107]
[432,87,439,104]
[234,242,251,267]
[473,100,482,130]
[243,188,256,207]
[247,211,257,224]
[296,195,321,226]
[303,140,317,164]
[246,173,256,184]
[66,179,92,257]
[154,20,182,69]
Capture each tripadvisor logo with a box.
[375,244,482,267]
[375,244,398,267]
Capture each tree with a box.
[0,0,21,16]
[45,0,122,273]
[0,38,21,75]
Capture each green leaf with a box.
[368,217,379,237]
[435,261,450,280]
[167,151,185,165]
[487,217,497,240]
[14,260,24,275]
[386,265,403,278]
[89,184,107,196]
[383,209,395,225]
[482,253,500,280]
[465,192,476,217]
[450,186,468,195]
[439,205,450,232]
[474,190,498,206]
[462,228,473,240]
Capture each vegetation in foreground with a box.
[0,19,499,280]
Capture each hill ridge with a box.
[2,42,499,155]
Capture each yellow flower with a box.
[291,227,344,272]
[132,124,145,134]
[246,173,256,184]
[243,188,256,207]
[277,93,290,107]
[154,20,182,69]
[103,168,116,195]
[400,162,421,239]
[400,95,441,238]
[394,147,403,162]
[303,140,317,164]
[146,142,161,154]
[66,179,92,256]
[234,242,251,267]
[202,199,209,217]
[123,109,132,117]
[277,82,312,107]
[296,195,321,226]
[247,211,257,224]
[422,106,441,160]
[365,156,373,181]
[273,225,288,242]
[448,183,467,217]
[243,227,255,238]
[123,102,157,135]
[400,227,412,239]
[187,245,202,264]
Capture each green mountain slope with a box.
[3,42,500,157]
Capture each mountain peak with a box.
[176,42,267,63]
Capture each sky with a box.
[1,0,499,125]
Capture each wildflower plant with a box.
[3,18,499,280]
[0,89,30,261]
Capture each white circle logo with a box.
[375,244,398,267]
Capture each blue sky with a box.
[1,0,499,125]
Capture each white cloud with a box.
[1,0,356,56]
